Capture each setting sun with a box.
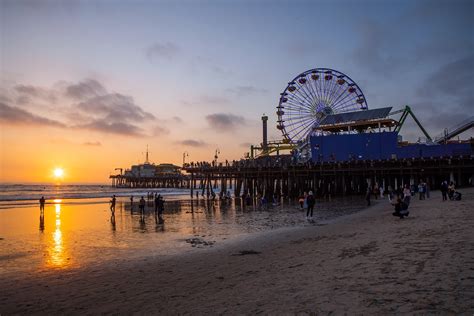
[53,168,64,178]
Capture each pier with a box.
[109,69,474,197]
[110,173,190,188]
[183,155,474,199]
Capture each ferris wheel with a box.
[276,68,368,143]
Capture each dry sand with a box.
[1,189,473,315]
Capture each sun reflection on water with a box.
[47,199,69,268]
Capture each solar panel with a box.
[320,107,392,125]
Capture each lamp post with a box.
[183,151,189,167]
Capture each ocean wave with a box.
[0,184,191,203]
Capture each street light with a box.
[183,151,189,166]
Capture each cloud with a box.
[65,79,107,100]
[205,113,246,131]
[68,82,155,136]
[2,78,157,137]
[152,125,170,136]
[418,54,473,99]
[0,102,66,127]
[227,85,268,97]
[352,20,402,75]
[146,42,180,62]
[413,55,473,133]
[171,116,183,123]
[191,55,233,77]
[77,120,145,136]
[83,141,102,146]
[0,94,11,103]
[179,139,208,147]
[14,84,57,104]
[181,95,231,107]
[76,93,155,122]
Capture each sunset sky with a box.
[1,0,473,183]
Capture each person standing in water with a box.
[157,195,165,224]
[139,196,146,214]
[110,195,116,214]
[39,196,45,212]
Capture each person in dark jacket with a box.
[306,191,315,220]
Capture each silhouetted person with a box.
[441,181,448,201]
[365,186,371,206]
[129,195,134,212]
[154,194,160,214]
[39,196,45,212]
[156,195,165,223]
[139,196,146,214]
[403,185,411,206]
[306,191,315,219]
[110,195,116,214]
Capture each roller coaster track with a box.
[434,116,474,144]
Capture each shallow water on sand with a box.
[0,196,368,276]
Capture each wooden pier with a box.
[182,156,474,198]
[110,173,190,188]
[109,155,474,198]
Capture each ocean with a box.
[0,184,190,208]
[0,183,369,276]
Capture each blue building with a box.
[310,131,472,162]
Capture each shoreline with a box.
[2,189,473,314]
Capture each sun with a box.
[53,168,64,178]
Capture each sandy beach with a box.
[1,189,473,315]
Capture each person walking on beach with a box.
[39,196,45,212]
[139,196,146,214]
[403,184,411,206]
[154,194,160,214]
[448,181,455,200]
[157,195,165,224]
[298,193,305,209]
[306,191,315,220]
[365,186,371,206]
[110,195,116,214]
[441,181,448,201]
[418,182,424,200]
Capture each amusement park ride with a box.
[250,68,473,159]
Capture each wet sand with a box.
[1,189,473,314]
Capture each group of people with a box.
[256,193,281,209]
[298,191,316,220]
[113,193,166,223]
[440,181,461,201]
[417,181,430,200]
[390,184,412,219]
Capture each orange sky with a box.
[0,121,265,183]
